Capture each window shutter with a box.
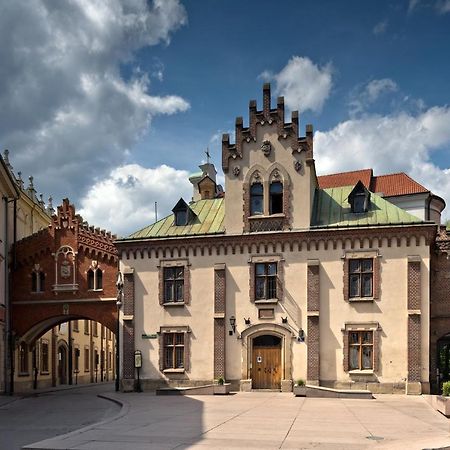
[373,329,380,372]
[373,257,380,300]
[158,333,164,371]
[343,259,349,302]
[249,264,255,302]
[343,330,349,372]
[184,332,190,372]
[158,267,164,305]
[183,266,190,305]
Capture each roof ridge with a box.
[318,168,373,178]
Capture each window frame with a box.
[349,258,373,299]
[159,326,190,373]
[87,267,103,291]
[255,262,278,301]
[163,266,184,304]
[249,255,284,304]
[344,252,380,302]
[349,330,374,371]
[159,260,190,306]
[250,182,264,216]
[269,181,283,215]
[40,340,49,374]
[31,268,45,293]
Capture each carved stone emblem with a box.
[61,261,71,279]
[272,169,281,180]
[261,140,271,157]
[294,161,303,172]
[253,171,261,182]
[233,166,240,177]
[91,260,98,269]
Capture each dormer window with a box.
[172,198,196,226]
[250,183,263,215]
[348,181,371,214]
[269,181,283,214]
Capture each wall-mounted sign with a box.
[141,334,157,339]
[134,350,142,368]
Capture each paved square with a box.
[25,392,450,449]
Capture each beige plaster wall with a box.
[123,233,430,387]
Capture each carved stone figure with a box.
[261,140,271,157]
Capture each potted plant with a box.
[437,381,450,416]
[293,379,307,397]
[214,376,231,395]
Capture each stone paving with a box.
[24,392,450,450]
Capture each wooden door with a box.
[252,346,281,389]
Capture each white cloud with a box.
[261,56,333,113]
[349,78,398,115]
[78,164,193,237]
[408,0,450,14]
[0,0,188,202]
[373,20,388,35]
[436,0,450,13]
[314,106,450,219]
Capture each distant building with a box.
[116,84,445,394]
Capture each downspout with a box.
[3,196,12,394]
[426,194,432,222]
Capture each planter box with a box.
[293,385,307,397]
[214,383,231,395]
[436,396,450,416]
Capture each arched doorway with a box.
[437,333,450,392]
[57,344,68,385]
[252,335,282,390]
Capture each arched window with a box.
[87,266,103,291]
[250,183,264,215]
[269,181,283,214]
[31,266,45,293]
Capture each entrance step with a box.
[306,384,373,399]
[156,384,215,395]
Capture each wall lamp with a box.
[229,316,236,335]
[297,328,305,343]
[244,317,251,326]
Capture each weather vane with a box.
[205,147,210,164]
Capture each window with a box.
[349,259,373,298]
[31,269,45,293]
[87,268,103,290]
[255,262,277,300]
[349,331,373,370]
[84,348,90,371]
[164,267,184,303]
[41,341,49,373]
[163,333,185,370]
[93,321,98,337]
[74,348,80,371]
[19,342,28,374]
[269,181,283,214]
[250,183,263,215]
[172,198,195,226]
[84,320,89,335]
[348,180,370,213]
[73,320,79,332]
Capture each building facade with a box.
[116,84,443,394]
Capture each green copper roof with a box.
[129,198,225,239]
[312,186,425,228]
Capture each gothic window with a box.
[269,181,283,214]
[87,264,103,291]
[31,265,45,293]
[250,183,264,215]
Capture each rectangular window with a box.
[84,348,90,371]
[349,258,373,298]
[73,320,79,332]
[84,320,89,335]
[74,348,80,371]
[41,341,49,373]
[93,321,98,337]
[255,262,277,300]
[19,343,28,373]
[163,333,185,370]
[163,267,184,303]
[349,331,373,370]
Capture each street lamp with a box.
[115,271,123,392]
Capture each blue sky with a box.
[1,0,450,235]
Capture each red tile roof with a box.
[372,173,428,197]
[317,169,429,197]
[318,169,373,190]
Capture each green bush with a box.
[296,379,305,387]
[217,377,225,385]
[442,381,450,396]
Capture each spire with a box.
[3,149,12,171]
[47,196,55,215]
[17,171,24,189]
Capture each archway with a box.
[251,335,281,389]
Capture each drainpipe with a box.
[68,321,72,385]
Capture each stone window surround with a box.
[31,264,46,294]
[158,259,191,306]
[249,254,284,304]
[342,322,381,374]
[158,325,191,374]
[343,250,381,302]
[243,164,291,232]
[87,266,104,292]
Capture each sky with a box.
[1,0,450,236]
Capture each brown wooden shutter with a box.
[158,267,164,305]
[343,330,349,372]
[249,264,255,302]
[373,257,380,300]
[343,258,349,302]
[158,333,164,371]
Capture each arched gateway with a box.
[10,199,118,389]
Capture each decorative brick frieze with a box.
[307,316,320,383]
[307,260,320,312]
[408,314,421,382]
[214,264,226,379]
[214,264,226,314]
[407,258,421,310]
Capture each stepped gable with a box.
[222,83,313,173]
[15,198,118,265]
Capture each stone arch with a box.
[240,323,294,386]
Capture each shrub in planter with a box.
[293,379,307,397]
[296,379,305,387]
[217,377,225,386]
[442,381,450,397]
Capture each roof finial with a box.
[28,175,35,191]
[205,147,211,165]
[17,171,24,189]
[48,196,55,215]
